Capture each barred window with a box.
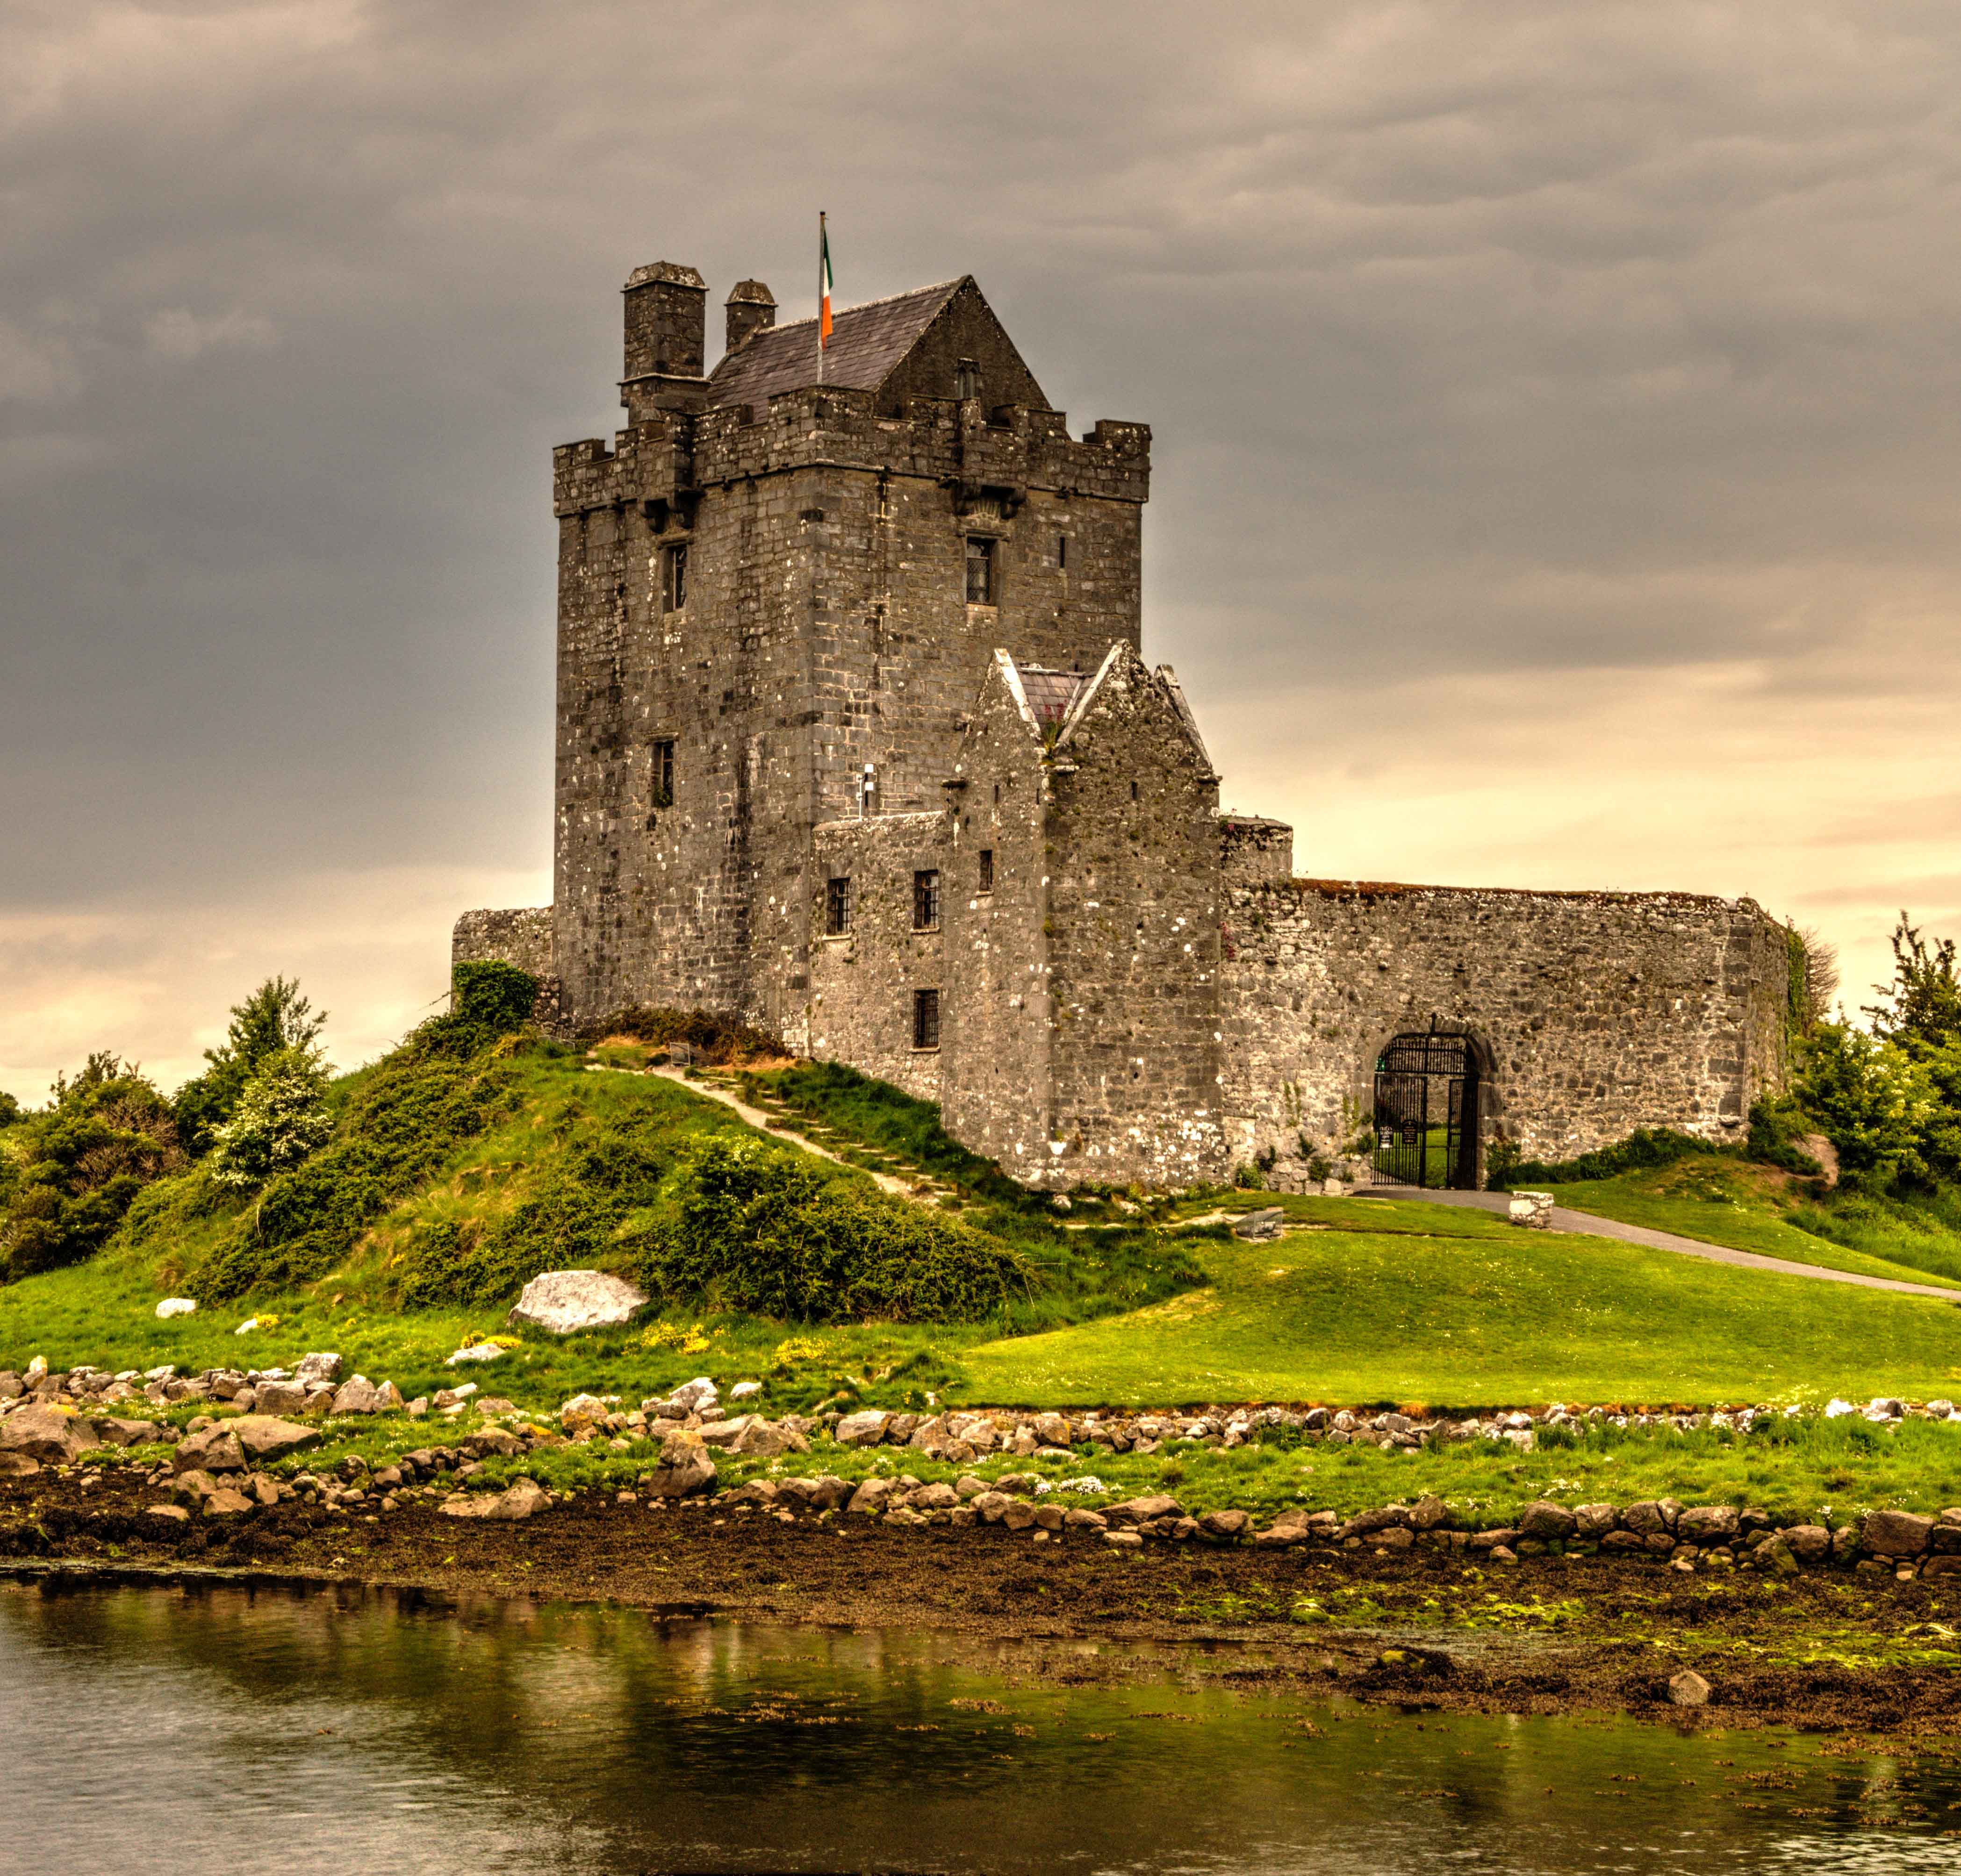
[977,848,994,893]
[662,543,688,612]
[965,537,995,606]
[912,987,941,1051]
[913,868,941,931]
[825,876,851,936]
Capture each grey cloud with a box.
[3,0,1961,1096]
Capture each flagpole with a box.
[817,211,827,387]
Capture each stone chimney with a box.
[621,261,707,417]
[725,279,776,355]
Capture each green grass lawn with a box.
[960,1201,1961,1408]
[1537,1157,1961,1291]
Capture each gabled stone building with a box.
[455,260,1790,1191]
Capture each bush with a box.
[194,1042,523,1299]
[0,1062,187,1282]
[1485,1126,1722,1190]
[396,1124,675,1309]
[639,1135,1031,1322]
[208,1046,333,1189]
[174,976,326,1157]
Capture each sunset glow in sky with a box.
[4,1,1958,1098]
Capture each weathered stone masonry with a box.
[457,255,1789,1189]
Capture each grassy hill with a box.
[7,1019,1961,1414]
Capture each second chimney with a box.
[725,279,776,356]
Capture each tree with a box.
[1867,915,1961,1056]
[208,1047,334,1189]
[1787,924,1839,1034]
[1795,1023,1938,1189]
[174,976,327,1155]
[0,1064,187,1281]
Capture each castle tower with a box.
[548,261,1155,1043]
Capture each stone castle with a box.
[455,259,1790,1190]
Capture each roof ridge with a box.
[758,277,964,337]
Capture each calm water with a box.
[3,1575,1959,1875]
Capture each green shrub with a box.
[1486,1125,1722,1190]
[208,1046,334,1189]
[194,1041,523,1299]
[173,976,326,1157]
[0,1063,187,1282]
[639,1135,1031,1323]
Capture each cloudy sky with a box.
[4,0,1959,1099]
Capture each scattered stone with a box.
[1104,1530,1143,1548]
[202,1487,254,1517]
[1507,1192,1554,1229]
[1676,1505,1741,1546]
[1199,1508,1251,1540]
[1,1404,99,1464]
[0,1452,43,1478]
[145,1503,189,1524]
[1862,1510,1934,1556]
[729,1381,763,1400]
[329,1376,384,1415]
[666,1377,718,1413]
[172,1427,246,1475]
[442,1478,551,1521]
[642,1450,716,1498]
[835,1410,892,1448]
[295,1352,342,1387]
[254,1380,309,1416]
[560,1393,610,1432]
[229,1415,322,1463]
[446,1344,505,1367]
[154,1297,197,1318]
[1230,1207,1285,1241]
[1667,1669,1711,1708]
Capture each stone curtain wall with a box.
[807,812,948,1102]
[1218,882,1790,1182]
[450,907,564,1032]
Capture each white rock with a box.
[729,1381,763,1400]
[234,1318,259,1335]
[506,1270,647,1336]
[445,1343,505,1366]
[1825,1399,1855,1418]
[295,1352,342,1387]
[155,1299,197,1319]
[668,1376,718,1412]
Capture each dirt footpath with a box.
[6,1467,1960,1737]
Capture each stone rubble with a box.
[9,1359,1961,1578]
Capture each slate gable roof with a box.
[707,279,964,411]
[1017,666,1091,731]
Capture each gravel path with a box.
[1367,1186,1961,1302]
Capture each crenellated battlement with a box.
[553,391,1149,520]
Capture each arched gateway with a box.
[1370,1027,1484,1189]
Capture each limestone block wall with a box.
[1218,881,1789,1181]
[807,812,948,1103]
[451,906,564,1032]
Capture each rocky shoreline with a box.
[7,1357,1961,1582]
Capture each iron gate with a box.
[1370,1028,1481,1189]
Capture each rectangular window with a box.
[965,536,995,606]
[912,987,941,1051]
[955,359,981,401]
[663,542,688,612]
[652,739,675,808]
[1057,534,1068,570]
[913,868,941,931]
[825,876,851,936]
[977,849,994,893]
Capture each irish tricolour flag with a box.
[819,213,833,351]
